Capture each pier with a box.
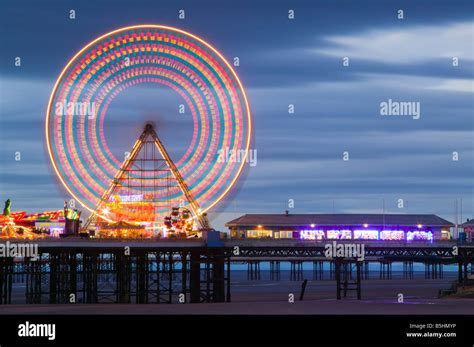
[0,239,473,304]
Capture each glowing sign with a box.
[380,230,404,240]
[407,230,433,241]
[300,229,325,240]
[354,229,379,240]
[326,229,352,239]
[109,194,144,203]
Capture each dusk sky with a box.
[0,0,473,231]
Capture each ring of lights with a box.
[45,25,251,221]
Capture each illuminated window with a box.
[380,230,404,240]
[354,229,379,240]
[300,230,324,240]
[441,230,450,240]
[247,229,272,238]
[407,231,432,241]
[278,230,293,239]
[326,229,352,239]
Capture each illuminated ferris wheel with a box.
[45,25,252,227]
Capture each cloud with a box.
[2,16,473,223]
[309,72,474,96]
[429,79,474,93]
[316,21,474,64]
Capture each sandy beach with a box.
[1,270,472,314]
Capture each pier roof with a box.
[461,219,474,227]
[226,214,454,228]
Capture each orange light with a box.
[257,225,262,229]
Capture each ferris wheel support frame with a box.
[149,124,211,230]
[83,123,211,232]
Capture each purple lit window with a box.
[407,231,433,241]
[380,230,404,240]
[327,229,352,239]
[354,229,379,240]
[300,230,325,240]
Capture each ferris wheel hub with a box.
[144,123,155,131]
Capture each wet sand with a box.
[1,271,472,314]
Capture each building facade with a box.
[461,219,474,242]
[226,213,454,241]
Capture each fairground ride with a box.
[45,25,252,238]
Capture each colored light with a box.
[109,194,143,203]
[45,25,252,223]
[380,230,404,240]
[300,229,325,240]
[363,223,368,228]
[257,225,262,229]
[310,224,315,228]
[417,224,422,229]
[407,230,432,241]
[354,229,379,240]
[327,229,352,239]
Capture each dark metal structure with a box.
[1,240,473,304]
[228,240,474,300]
[0,242,231,305]
[83,124,210,232]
